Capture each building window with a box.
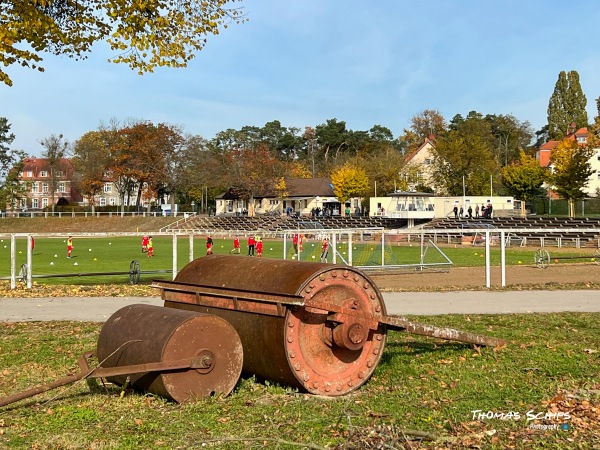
[104,183,112,193]
[100,197,106,206]
[42,198,48,208]
[42,182,49,193]
[40,171,48,177]
[424,158,431,165]
[109,197,116,206]
[58,182,65,193]
[27,171,32,177]
[32,198,39,209]
[32,182,40,193]
[56,171,63,178]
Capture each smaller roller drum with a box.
[96,304,243,402]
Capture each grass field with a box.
[2,234,599,286]
[0,313,598,449]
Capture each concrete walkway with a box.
[1,291,599,322]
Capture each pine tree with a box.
[547,70,588,140]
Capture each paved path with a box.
[1,291,598,322]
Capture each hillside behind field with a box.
[0,216,176,234]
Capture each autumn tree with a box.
[501,150,547,217]
[112,122,183,211]
[398,109,448,155]
[547,70,588,140]
[177,135,218,213]
[549,138,595,217]
[72,131,111,212]
[0,0,246,86]
[215,142,290,216]
[330,163,369,215]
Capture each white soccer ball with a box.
[74,262,78,266]
[88,248,92,251]
[54,254,58,258]
[50,262,54,265]
[311,255,315,259]
[109,242,112,245]
[270,248,273,251]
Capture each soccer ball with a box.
[89,248,92,251]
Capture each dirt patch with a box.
[369,262,600,291]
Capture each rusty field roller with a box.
[154,255,505,397]
[96,304,243,402]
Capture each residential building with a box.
[18,157,82,210]
[215,177,363,217]
[403,137,436,191]
[536,126,600,196]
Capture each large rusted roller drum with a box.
[96,304,243,402]
[158,255,387,396]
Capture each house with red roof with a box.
[536,125,600,196]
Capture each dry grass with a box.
[0,216,176,234]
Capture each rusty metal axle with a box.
[0,351,204,408]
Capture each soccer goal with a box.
[281,227,453,270]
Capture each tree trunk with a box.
[568,199,575,218]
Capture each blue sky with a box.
[2,0,600,155]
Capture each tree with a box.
[501,150,547,217]
[40,133,70,213]
[398,109,447,155]
[72,131,111,212]
[549,138,595,217]
[431,114,498,196]
[330,163,369,214]
[0,0,246,86]
[547,70,588,140]
[485,114,535,165]
[216,143,289,216]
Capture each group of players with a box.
[206,234,329,262]
[140,234,329,262]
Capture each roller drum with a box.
[96,304,243,402]
[163,255,387,396]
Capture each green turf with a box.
[1,235,597,285]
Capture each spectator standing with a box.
[475,205,480,218]
[453,206,458,219]
[66,236,73,258]
[467,206,473,219]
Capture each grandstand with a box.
[419,216,600,248]
[161,214,424,235]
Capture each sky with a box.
[2,0,600,156]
